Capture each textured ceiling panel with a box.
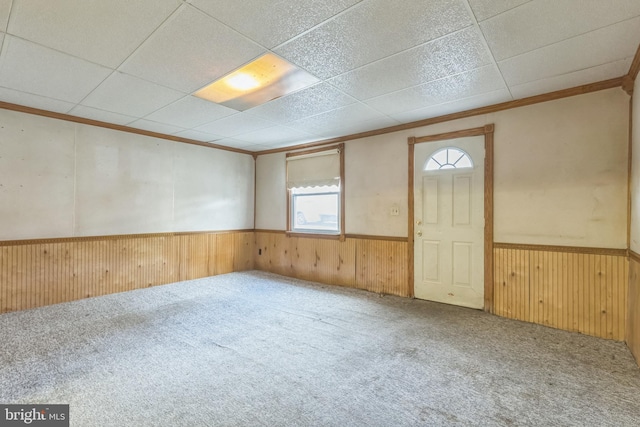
[212,138,260,150]
[509,58,633,99]
[145,96,236,129]
[128,119,186,136]
[173,129,221,143]
[195,113,275,138]
[481,0,640,61]
[0,86,75,114]
[247,83,356,123]
[287,102,386,135]
[0,0,11,31]
[328,26,492,100]
[499,16,640,86]
[80,72,185,117]
[7,0,181,68]
[68,105,137,126]
[0,1,637,152]
[189,0,362,49]
[0,36,112,103]
[119,5,265,93]
[365,65,506,116]
[390,88,513,123]
[467,0,531,22]
[312,116,400,138]
[276,0,472,79]
[233,125,316,146]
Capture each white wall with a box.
[255,152,286,230]
[493,90,628,247]
[256,88,630,248]
[345,135,408,237]
[631,81,640,253]
[0,109,254,240]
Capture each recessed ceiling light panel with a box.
[195,53,319,111]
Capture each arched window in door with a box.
[424,147,473,171]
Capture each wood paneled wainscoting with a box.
[628,252,640,364]
[254,231,409,297]
[0,231,254,314]
[494,243,628,341]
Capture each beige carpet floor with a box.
[1,271,639,426]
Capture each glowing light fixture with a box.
[226,73,260,91]
[195,53,320,111]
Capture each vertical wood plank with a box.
[627,256,640,363]
[355,239,409,297]
[0,231,255,314]
[214,233,235,275]
[492,246,627,341]
[233,232,255,272]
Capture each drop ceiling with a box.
[0,0,638,152]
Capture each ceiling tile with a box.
[233,125,316,146]
[195,113,275,137]
[481,0,640,61]
[313,116,401,138]
[173,129,221,142]
[366,65,506,116]
[509,57,633,99]
[120,5,265,93]
[258,141,299,150]
[80,71,185,117]
[390,88,513,123]
[499,16,640,87]
[0,86,75,113]
[276,0,472,79]
[68,105,137,126]
[0,36,112,103]
[7,0,181,68]
[0,0,11,31]
[287,102,385,135]
[145,96,236,129]
[247,83,356,123]
[189,0,362,48]
[127,119,186,135]
[211,138,267,151]
[260,139,313,149]
[467,0,531,22]
[328,27,492,100]
[0,1,636,150]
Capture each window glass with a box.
[425,147,474,171]
[291,185,339,233]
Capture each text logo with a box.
[0,405,68,427]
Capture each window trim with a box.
[286,143,345,241]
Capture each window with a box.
[286,145,344,238]
[425,147,473,171]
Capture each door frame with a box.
[408,124,495,312]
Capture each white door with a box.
[414,136,484,309]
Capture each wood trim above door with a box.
[411,126,489,144]
[408,125,495,312]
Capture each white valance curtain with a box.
[286,149,340,189]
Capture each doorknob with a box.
[416,220,422,226]
[416,230,422,237]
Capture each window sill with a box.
[285,231,344,241]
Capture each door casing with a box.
[408,125,495,312]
